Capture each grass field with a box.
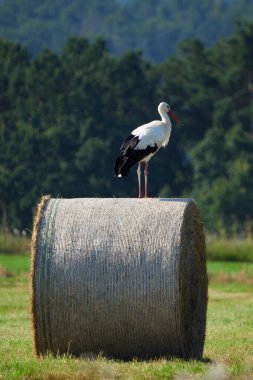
[206,237,253,262]
[1,253,253,380]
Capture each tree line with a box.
[0,22,253,233]
[1,0,253,62]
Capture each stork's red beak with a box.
[168,109,180,124]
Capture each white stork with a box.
[114,102,180,198]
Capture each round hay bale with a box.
[31,197,208,360]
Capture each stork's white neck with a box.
[159,108,171,126]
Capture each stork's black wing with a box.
[120,134,139,153]
[114,134,158,177]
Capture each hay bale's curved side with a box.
[31,198,208,360]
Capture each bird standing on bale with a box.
[114,102,180,198]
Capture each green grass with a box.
[0,254,30,274]
[0,254,253,379]
[207,237,253,262]
[0,254,30,287]
[0,230,30,255]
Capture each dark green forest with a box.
[1,22,253,233]
[1,0,253,61]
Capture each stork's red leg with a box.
[144,162,149,198]
[137,163,142,198]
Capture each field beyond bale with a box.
[0,245,253,379]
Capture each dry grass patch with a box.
[209,270,253,285]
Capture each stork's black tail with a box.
[114,134,158,177]
[114,134,140,177]
[114,155,136,177]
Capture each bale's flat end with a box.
[30,195,51,356]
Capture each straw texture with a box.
[31,197,207,360]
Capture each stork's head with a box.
[158,102,180,124]
[158,102,170,113]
